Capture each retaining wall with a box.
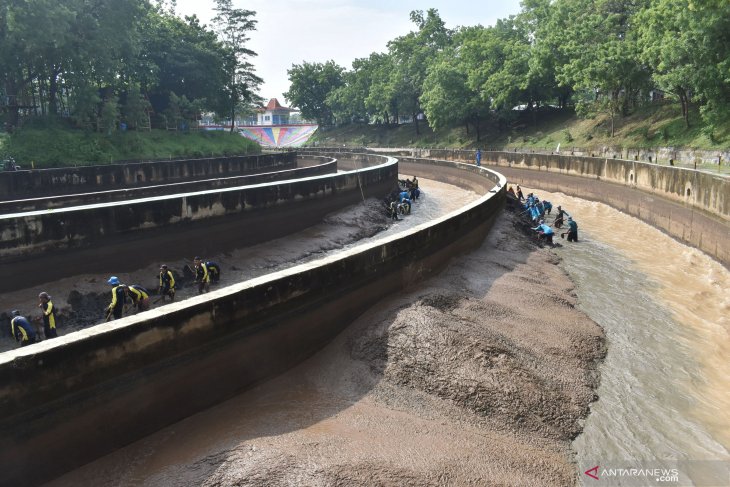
[0,160,506,487]
[0,152,296,200]
[0,154,395,293]
[406,149,729,221]
[0,156,337,213]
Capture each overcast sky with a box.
[175,0,523,106]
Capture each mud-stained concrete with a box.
[47,206,606,487]
[0,176,474,352]
[0,199,388,350]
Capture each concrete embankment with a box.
[0,154,395,293]
[378,149,729,267]
[0,160,505,487]
[0,152,296,200]
[0,156,336,213]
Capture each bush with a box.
[563,129,574,142]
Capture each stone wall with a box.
[407,149,728,222]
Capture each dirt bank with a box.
[48,205,606,487]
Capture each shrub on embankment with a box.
[0,120,259,168]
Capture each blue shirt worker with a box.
[38,292,57,339]
[10,311,36,347]
[529,204,541,222]
[566,217,579,242]
[398,191,412,214]
[543,201,553,215]
[158,264,176,301]
[475,149,482,167]
[106,276,126,321]
[532,221,555,244]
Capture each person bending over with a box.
[532,220,555,245]
[10,310,37,347]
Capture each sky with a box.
[175,0,523,107]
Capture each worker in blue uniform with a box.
[532,220,555,244]
[10,310,36,347]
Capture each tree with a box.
[552,0,650,137]
[100,95,120,135]
[123,85,151,130]
[327,56,376,124]
[421,43,489,140]
[387,9,452,134]
[637,0,730,130]
[285,61,345,126]
[212,0,262,132]
[364,53,399,124]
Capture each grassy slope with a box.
[0,124,259,168]
[312,102,730,152]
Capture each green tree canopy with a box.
[285,61,345,126]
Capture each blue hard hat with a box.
[108,276,120,285]
[10,309,19,316]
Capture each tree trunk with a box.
[48,66,60,115]
[5,79,19,129]
[610,109,615,137]
[679,91,690,128]
[413,113,420,135]
[475,117,481,142]
[230,103,235,133]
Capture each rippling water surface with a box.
[524,189,730,486]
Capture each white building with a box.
[256,98,296,126]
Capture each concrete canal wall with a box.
[0,160,506,487]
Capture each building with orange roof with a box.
[256,98,296,126]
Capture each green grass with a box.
[311,102,730,153]
[2,120,260,168]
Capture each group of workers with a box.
[385,176,421,220]
[508,185,579,245]
[9,292,57,347]
[105,257,221,321]
[8,257,222,347]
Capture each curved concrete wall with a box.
[0,156,337,213]
[0,153,297,200]
[410,149,729,221]
[0,160,506,486]
[0,154,396,293]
